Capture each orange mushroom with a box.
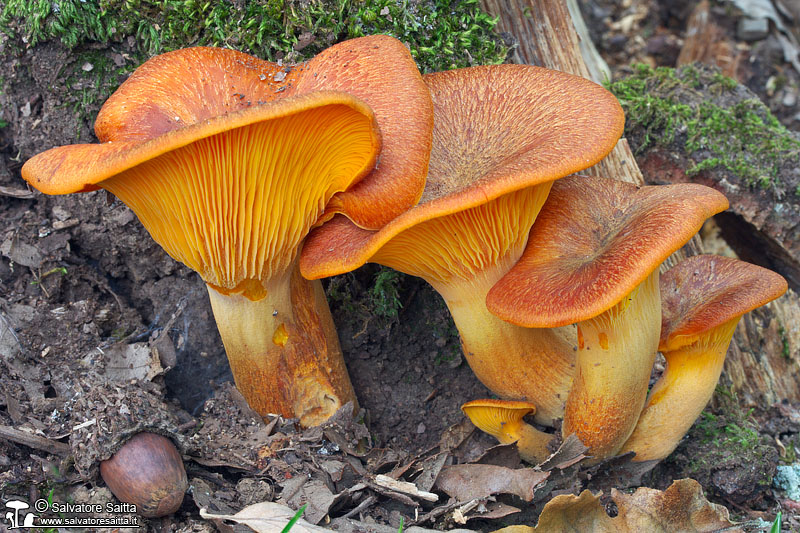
[487,176,729,460]
[620,255,787,461]
[21,37,432,426]
[462,399,554,464]
[302,64,624,426]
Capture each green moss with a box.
[326,267,409,332]
[51,49,131,139]
[686,387,767,475]
[369,266,402,321]
[608,64,800,189]
[778,324,791,360]
[0,0,506,73]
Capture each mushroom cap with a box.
[487,176,730,328]
[660,254,787,352]
[23,90,380,292]
[294,34,434,229]
[23,90,378,195]
[29,38,431,229]
[93,46,301,144]
[461,399,536,442]
[300,64,625,278]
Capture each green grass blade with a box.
[281,503,307,533]
[770,511,781,533]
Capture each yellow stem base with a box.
[207,265,357,427]
[517,423,556,464]
[443,283,576,427]
[562,270,661,461]
[620,318,739,461]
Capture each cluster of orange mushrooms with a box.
[22,35,787,469]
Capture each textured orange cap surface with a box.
[296,35,433,229]
[660,255,787,351]
[301,64,625,278]
[487,176,730,328]
[94,46,299,144]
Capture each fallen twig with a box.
[0,426,71,456]
[374,474,438,502]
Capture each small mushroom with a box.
[487,176,729,460]
[462,399,554,464]
[21,38,432,426]
[100,432,187,518]
[301,64,624,426]
[619,255,787,461]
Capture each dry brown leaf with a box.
[463,501,520,522]
[201,501,479,533]
[538,434,588,471]
[611,479,739,532]
[200,502,329,533]
[435,464,549,502]
[102,342,164,382]
[516,478,740,532]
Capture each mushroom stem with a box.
[367,186,577,427]
[619,318,738,461]
[207,261,356,426]
[562,269,661,460]
[516,423,558,464]
[442,283,576,426]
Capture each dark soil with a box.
[1,0,799,531]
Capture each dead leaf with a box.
[415,452,449,492]
[102,342,164,382]
[462,501,520,522]
[532,490,610,532]
[0,238,42,268]
[435,464,549,502]
[528,479,740,532]
[298,479,337,524]
[200,502,329,533]
[538,434,587,471]
[439,417,475,451]
[611,479,739,532]
[319,459,346,482]
[475,443,522,469]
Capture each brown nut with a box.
[99,432,187,518]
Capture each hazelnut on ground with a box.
[100,432,188,518]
